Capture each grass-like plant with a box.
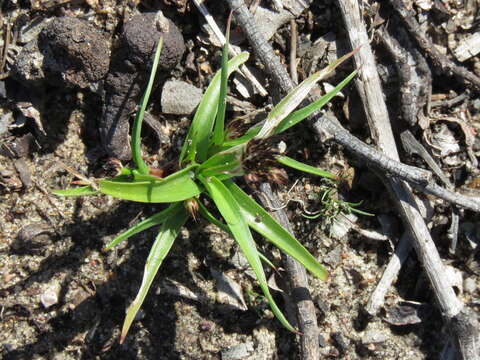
[54,24,357,342]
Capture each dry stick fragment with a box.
[368,128,461,314]
[430,92,469,108]
[191,0,268,96]
[365,232,412,316]
[379,23,431,127]
[335,0,479,358]
[401,130,461,252]
[401,130,451,188]
[224,0,480,213]
[1,22,11,72]
[258,183,320,360]
[289,19,299,85]
[390,0,480,91]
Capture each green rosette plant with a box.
[54,23,358,342]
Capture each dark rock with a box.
[122,12,185,71]
[100,11,185,160]
[384,303,433,326]
[13,17,110,89]
[12,222,53,253]
[331,332,349,355]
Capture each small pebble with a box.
[0,112,13,136]
[0,81,6,98]
[362,328,388,345]
[221,342,254,360]
[41,284,60,308]
[318,334,327,347]
[464,277,477,294]
[161,80,203,115]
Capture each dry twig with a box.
[365,232,411,316]
[378,23,431,128]
[192,0,268,96]
[257,183,320,360]
[289,19,298,85]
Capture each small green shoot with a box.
[53,25,361,342]
[301,182,374,223]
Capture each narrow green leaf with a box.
[256,49,358,139]
[131,171,165,182]
[273,70,357,135]
[99,166,201,203]
[221,125,261,149]
[52,186,98,197]
[198,199,276,271]
[200,175,296,332]
[225,180,328,281]
[212,13,233,147]
[132,37,164,175]
[120,203,188,343]
[106,204,180,249]
[179,52,249,165]
[255,71,324,139]
[349,207,375,217]
[276,155,338,180]
[198,144,245,178]
[198,200,230,234]
[221,69,356,148]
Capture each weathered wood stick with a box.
[335,0,479,358]
[365,232,412,316]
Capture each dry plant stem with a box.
[390,0,480,90]
[379,25,431,127]
[419,182,480,212]
[1,22,11,72]
[365,233,412,316]
[258,183,320,360]
[191,0,268,96]
[289,19,298,84]
[225,0,480,213]
[336,0,478,358]
[401,130,451,188]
